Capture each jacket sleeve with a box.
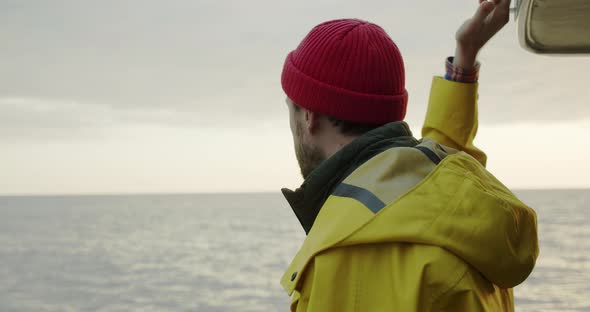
[421,76,487,167]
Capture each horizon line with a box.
[1,188,589,198]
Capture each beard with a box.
[294,121,326,180]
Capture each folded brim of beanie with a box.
[281,52,408,125]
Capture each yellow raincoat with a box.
[281,77,539,311]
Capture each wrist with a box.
[454,45,478,71]
[445,56,480,83]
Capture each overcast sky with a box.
[1,0,589,195]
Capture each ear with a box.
[304,110,320,135]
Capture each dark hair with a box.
[293,104,381,136]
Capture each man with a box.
[280,0,539,311]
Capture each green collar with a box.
[282,121,418,234]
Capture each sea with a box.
[0,190,588,312]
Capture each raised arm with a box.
[422,0,511,167]
[422,75,486,165]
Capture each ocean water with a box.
[0,190,588,312]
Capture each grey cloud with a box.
[0,91,285,141]
[0,0,470,108]
[0,0,588,136]
[0,97,113,141]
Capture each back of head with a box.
[281,18,408,125]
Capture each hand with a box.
[454,0,511,70]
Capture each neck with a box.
[322,135,360,159]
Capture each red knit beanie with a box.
[281,18,408,124]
